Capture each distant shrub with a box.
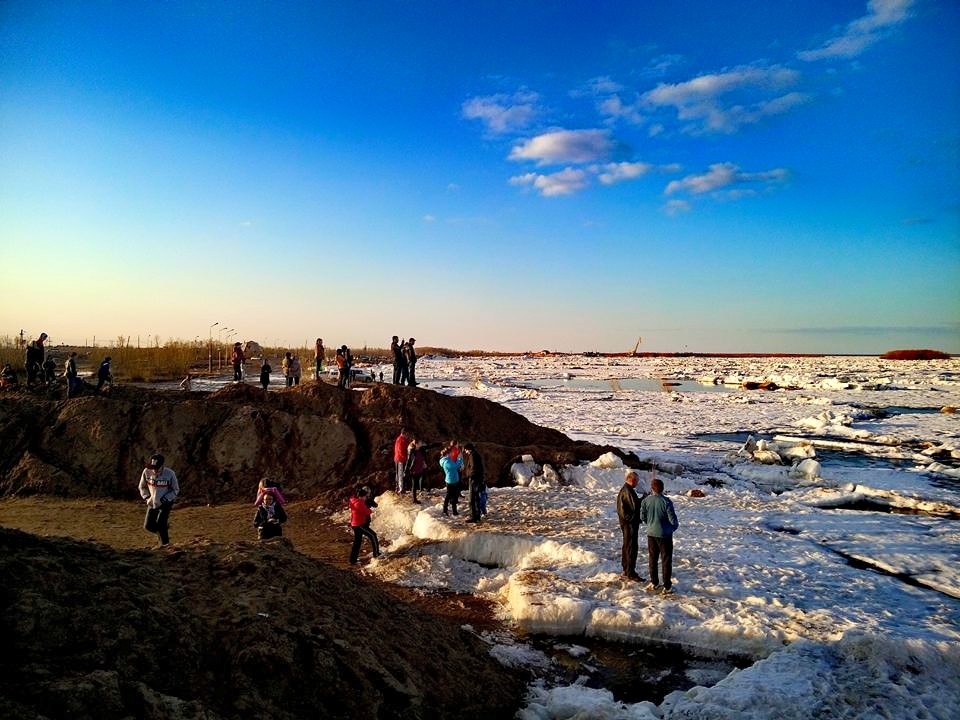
[880,349,952,360]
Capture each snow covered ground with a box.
[362,355,960,719]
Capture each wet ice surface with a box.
[366,355,960,719]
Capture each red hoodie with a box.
[393,433,409,463]
[349,496,371,527]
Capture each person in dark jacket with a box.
[231,342,245,382]
[640,476,680,594]
[96,356,113,394]
[25,332,47,386]
[64,352,81,397]
[253,490,287,540]
[42,357,56,384]
[616,471,648,581]
[391,336,405,384]
[404,338,418,387]
[462,443,485,523]
[259,358,272,391]
[405,439,428,504]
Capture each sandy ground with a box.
[0,494,501,631]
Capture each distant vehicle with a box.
[327,366,377,382]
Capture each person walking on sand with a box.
[617,470,648,582]
[138,453,179,546]
[96,356,113,394]
[640,476,679,595]
[259,358,272,391]
[349,486,381,564]
[253,489,287,540]
[439,444,463,516]
[404,338,418,387]
[462,443,485,523]
[314,338,325,381]
[394,428,410,494]
[231,342,245,382]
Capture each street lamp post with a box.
[208,322,218,373]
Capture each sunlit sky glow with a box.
[1,1,958,353]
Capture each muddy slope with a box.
[0,528,528,720]
[0,382,638,503]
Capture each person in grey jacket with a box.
[616,470,648,581]
[138,453,179,546]
[639,476,679,594]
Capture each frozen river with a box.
[361,355,959,719]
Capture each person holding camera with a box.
[138,453,179,546]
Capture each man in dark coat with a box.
[25,332,47,386]
[616,470,648,581]
[391,335,406,384]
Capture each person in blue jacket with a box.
[439,444,463,516]
[639,476,679,594]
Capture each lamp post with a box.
[208,322,218,373]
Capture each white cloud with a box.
[462,90,540,134]
[643,65,807,134]
[663,199,692,216]
[239,220,254,227]
[664,162,788,196]
[446,183,460,191]
[596,161,653,185]
[423,214,436,222]
[641,53,684,78]
[509,129,613,165]
[648,123,664,137]
[799,0,914,61]
[509,168,590,197]
[575,75,623,95]
[598,95,644,125]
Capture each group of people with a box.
[2,332,113,398]
[390,336,418,386]
[617,470,680,595]
[135,447,681,594]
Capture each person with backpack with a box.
[138,453,179,546]
[349,486,380,564]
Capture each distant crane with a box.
[630,336,642,356]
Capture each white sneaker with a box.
[644,582,658,592]
[660,586,674,596]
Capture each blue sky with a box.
[1,0,958,353]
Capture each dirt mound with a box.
[0,527,527,719]
[0,382,637,504]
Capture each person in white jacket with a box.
[138,453,180,546]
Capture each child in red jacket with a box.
[349,486,380,564]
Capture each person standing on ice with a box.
[393,428,410,493]
[616,470,647,581]
[462,443,485,523]
[349,486,380,564]
[640,476,679,595]
[439,445,463,516]
[138,453,179,546]
[405,438,427,504]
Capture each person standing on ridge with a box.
[617,470,648,582]
[391,336,405,384]
[341,345,353,388]
[25,332,47,386]
[314,338,325,381]
[404,338,418,387]
[96,356,113,394]
[64,352,81,397]
[138,453,179,546]
[231,342,245,382]
[259,358,272,391]
[640,475,680,595]
[290,355,302,385]
[394,427,410,494]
